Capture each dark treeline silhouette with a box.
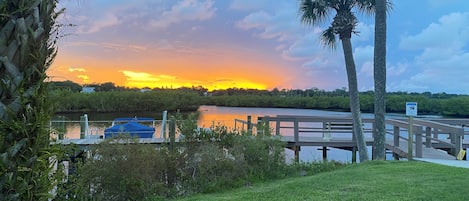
[48,81,469,117]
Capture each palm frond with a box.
[299,0,331,26]
[321,27,337,49]
[355,0,375,15]
[385,0,394,14]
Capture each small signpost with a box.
[406,102,418,160]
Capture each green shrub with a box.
[58,135,170,200]
[57,115,343,200]
[175,114,287,194]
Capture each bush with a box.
[57,115,344,200]
[57,135,170,200]
[175,114,287,194]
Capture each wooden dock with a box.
[55,115,469,163]
[247,115,468,162]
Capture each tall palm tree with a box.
[373,0,388,160]
[0,0,63,200]
[300,0,375,162]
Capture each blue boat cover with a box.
[112,117,154,122]
[104,122,155,138]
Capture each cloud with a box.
[387,62,407,76]
[77,75,90,83]
[158,74,177,80]
[354,22,374,42]
[353,45,374,77]
[76,13,121,34]
[148,0,216,29]
[60,0,217,34]
[393,12,469,93]
[66,41,147,53]
[234,0,301,42]
[229,0,270,11]
[69,67,86,72]
[121,71,160,82]
[120,70,183,88]
[399,12,469,50]
[282,31,326,59]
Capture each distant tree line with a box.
[49,81,469,117]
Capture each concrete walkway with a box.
[414,158,469,169]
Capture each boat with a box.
[104,117,156,139]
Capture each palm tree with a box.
[299,0,375,162]
[373,0,388,160]
[0,0,63,199]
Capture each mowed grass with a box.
[175,161,469,201]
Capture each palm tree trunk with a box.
[373,0,387,160]
[341,38,369,162]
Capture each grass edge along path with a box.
[175,161,469,201]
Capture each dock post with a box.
[294,119,300,163]
[352,146,357,163]
[415,128,423,158]
[393,125,400,160]
[275,119,280,136]
[80,115,87,139]
[454,129,463,156]
[408,116,414,160]
[261,116,270,135]
[160,110,167,139]
[425,127,432,148]
[293,119,299,143]
[256,117,263,135]
[294,146,300,163]
[57,116,65,140]
[247,115,252,135]
[322,147,328,162]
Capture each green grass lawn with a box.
[175,161,469,201]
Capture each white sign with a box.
[406,102,418,116]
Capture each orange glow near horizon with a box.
[48,43,290,91]
[119,70,268,90]
[48,58,278,91]
[48,69,269,91]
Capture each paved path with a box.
[414,158,469,169]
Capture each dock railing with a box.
[259,115,376,144]
[235,115,464,160]
[385,118,464,158]
[386,119,424,158]
[412,118,464,156]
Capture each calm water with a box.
[54,105,415,162]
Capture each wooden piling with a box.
[80,115,86,139]
[318,146,328,161]
[294,145,300,163]
[57,116,65,140]
[408,116,414,160]
[257,116,263,135]
[352,146,357,163]
[247,115,252,135]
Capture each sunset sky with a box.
[49,0,469,94]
